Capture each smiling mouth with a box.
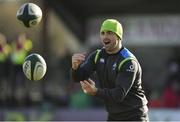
[104,41,110,45]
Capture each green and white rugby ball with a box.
[23,53,47,81]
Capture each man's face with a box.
[100,30,120,52]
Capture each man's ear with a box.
[118,36,121,41]
[116,34,121,40]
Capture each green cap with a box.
[100,19,123,39]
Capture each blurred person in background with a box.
[71,19,148,121]
[161,74,180,108]
[0,33,11,106]
[68,82,93,109]
[10,33,33,106]
[160,55,180,108]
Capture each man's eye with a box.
[101,31,105,35]
[107,31,113,35]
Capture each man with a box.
[71,19,149,121]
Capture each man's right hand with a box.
[72,53,86,70]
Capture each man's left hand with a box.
[80,79,98,96]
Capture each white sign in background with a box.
[87,15,180,46]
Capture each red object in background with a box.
[148,99,162,108]
[161,87,180,108]
[16,42,23,50]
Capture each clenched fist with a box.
[72,52,86,70]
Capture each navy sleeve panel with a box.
[95,59,138,103]
[71,51,96,82]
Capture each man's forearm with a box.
[71,68,80,82]
[71,67,90,82]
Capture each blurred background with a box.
[0,0,180,121]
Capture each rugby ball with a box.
[23,53,47,81]
[16,3,42,27]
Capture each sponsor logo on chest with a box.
[100,58,105,63]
